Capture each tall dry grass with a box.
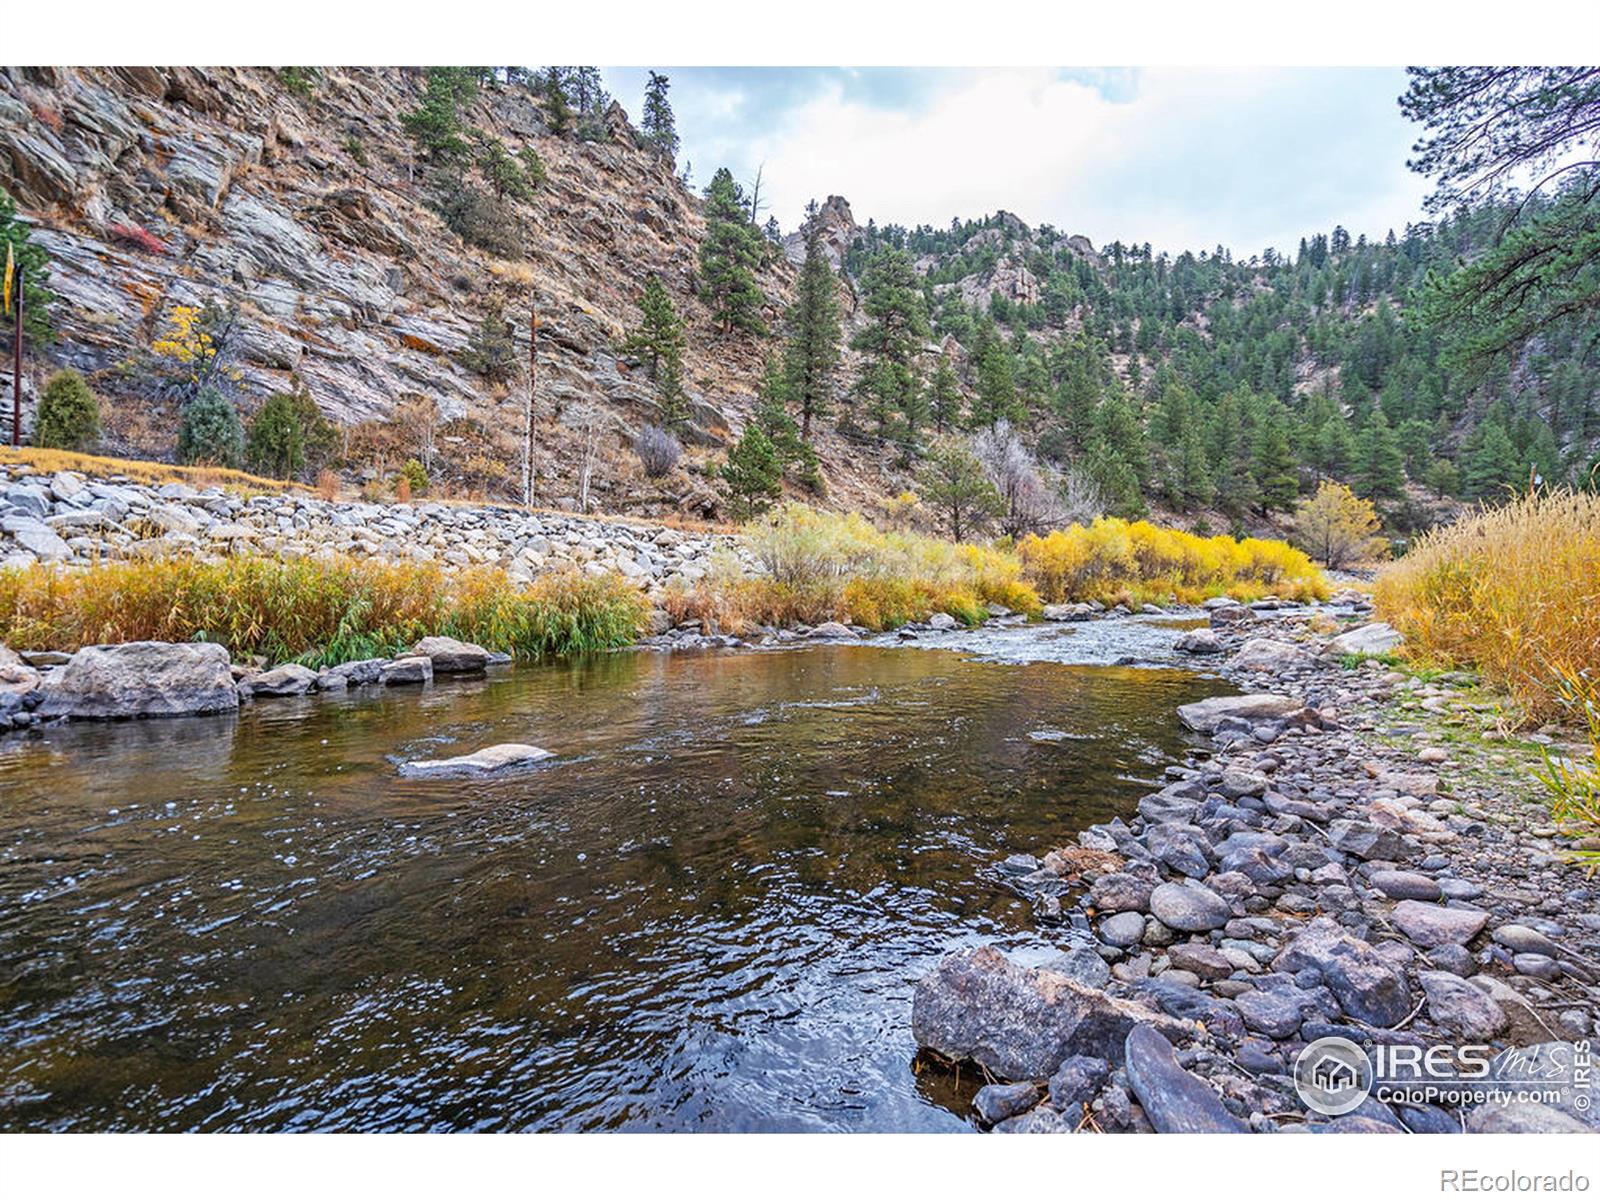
[1374,489,1600,721]
[1,447,304,495]
[663,504,1041,632]
[0,555,646,666]
[1018,518,1326,606]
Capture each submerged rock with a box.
[38,641,238,720]
[399,743,554,778]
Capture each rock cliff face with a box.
[0,67,811,513]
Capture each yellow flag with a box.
[2,242,13,317]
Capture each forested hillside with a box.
[834,197,1599,536]
[3,66,1595,539]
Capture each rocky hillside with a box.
[0,67,854,515]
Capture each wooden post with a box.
[522,309,538,507]
[10,262,21,449]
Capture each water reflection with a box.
[0,635,1225,1131]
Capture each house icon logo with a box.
[1294,1036,1373,1116]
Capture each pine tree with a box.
[782,205,841,440]
[542,67,573,135]
[33,369,98,450]
[917,440,1002,541]
[641,71,679,160]
[1352,408,1405,500]
[1087,389,1147,517]
[929,354,962,433]
[623,276,688,429]
[1462,420,1522,499]
[699,168,767,335]
[969,315,1019,430]
[177,386,245,468]
[1053,335,1101,451]
[849,248,927,439]
[720,424,783,518]
[1176,423,1215,511]
[1252,406,1300,514]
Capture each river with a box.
[0,615,1228,1131]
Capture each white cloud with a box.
[670,67,1431,256]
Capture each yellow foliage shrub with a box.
[1017,518,1326,606]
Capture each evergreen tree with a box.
[1352,408,1406,500]
[641,71,679,160]
[1425,457,1462,498]
[699,168,767,335]
[1462,420,1523,499]
[1,186,53,342]
[849,248,927,439]
[782,205,841,440]
[542,67,573,135]
[720,424,783,518]
[1087,389,1147,518]
[623,276,688,429]
[929,354,962,433]
[969,315,1019,430]
[917,440,1003,541]
[1252,405,1300,514]
[402,67,474,165]
[33,369,98,450]
[177,386,245,468]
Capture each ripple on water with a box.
[0,627,1229,1131]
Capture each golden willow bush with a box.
[1017,518,1327,606]
[664,503,1041,632]
[0,555,646,666]
[1374,488,1600,721]
[663,505,1324,633]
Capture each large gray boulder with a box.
[1273,916,1411,1028]
[1174,628,1222,654]
[1326,622,1403,657]
[912,945,1182,1081]
[1177,693,1302,734]
[38,641,238,719]
[411,635,491,673]
[1229,637,1312,672]
[240,662,318,696]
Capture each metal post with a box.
[10,263,22,449]
[522,309,538,507]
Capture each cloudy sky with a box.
[601,67,1430,257]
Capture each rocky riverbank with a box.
[913,593,1600,1135]
[0,462,748,591]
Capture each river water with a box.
[0,616,1227,1131]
